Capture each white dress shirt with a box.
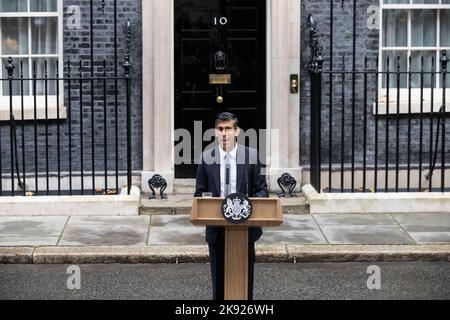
[219,144,237,197]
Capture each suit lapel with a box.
[212,147,221,196]
[203,146,221,196]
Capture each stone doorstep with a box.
[139,193,309,215]
[1,245,450,264]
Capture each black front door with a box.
[174,0,266,178]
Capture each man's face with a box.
[215,120,240,151]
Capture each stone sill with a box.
[0,106,67,121]
[302,184,450,214]
[374,91,450,115]
[0,96,67,121]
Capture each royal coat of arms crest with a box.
[221,193,253,224]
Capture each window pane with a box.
[441,10,450,47]
[411,10,437,47]
[2,58,29,96]
[31,17,58,54]
[1,18,29,55]
[0,0,27,12]
[410,51,437,88]
[32,58,57,95]
[30,0,57,12]
[383,10,408,47]
[382,51,408,88]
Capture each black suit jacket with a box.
[194,144,269,244]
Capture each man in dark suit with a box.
[194,112,269,300]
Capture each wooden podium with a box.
[190,197,283,300]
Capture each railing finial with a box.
[123,20,132,76]
[307,15,324,73]
[441,50,449,73]
[99,0,106,14]
[5,57,14,79]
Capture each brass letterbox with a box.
[209,74,232,85]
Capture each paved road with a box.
[1,262,449,300]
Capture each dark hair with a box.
[215,112,239,129]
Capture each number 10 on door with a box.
[214,16,228,25]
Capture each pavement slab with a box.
[313,214,397,226]
[320,225,416,245]
[407,232,450,244]
[149,227,205,245]
[391,213,450,244]
[150,215,193,227]
[59,216,150,246]
[259,230,327,245]
[0,217,68,237]
[267,215,321,231]
[391,213,450,232]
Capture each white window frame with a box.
[0,0,65,120]
[378,0,450,114]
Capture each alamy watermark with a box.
[174,121,282,176]
[367,5,380,30]
[66,265,81,290]
[366,265,381,290]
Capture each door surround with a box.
[141,0,301,193]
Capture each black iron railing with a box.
[308,8,449,194]
[309,45,449,193]
[0,59,133,197]
[0,1,133,197]
[309,57,449,193]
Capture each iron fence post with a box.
[308,15,323,192]
[6,57,15,196]
[124,21,132,196]
[441,51,449,192]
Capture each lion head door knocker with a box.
[148,174,168,200]
[214,50,226,71]
[277,173,298,198]
[222,193,253,224]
